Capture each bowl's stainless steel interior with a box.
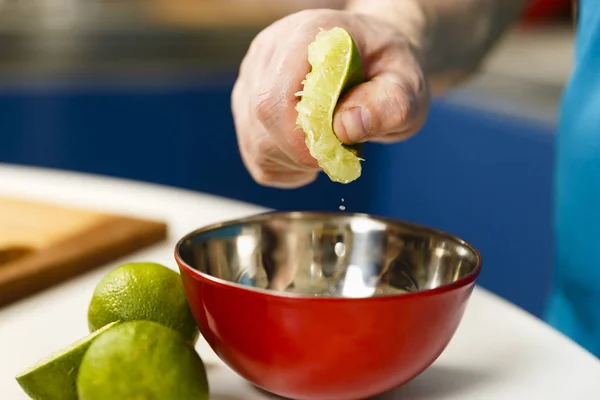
[177,212,481,298]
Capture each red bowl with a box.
[175,211,481,400]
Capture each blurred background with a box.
[0,0,573,318]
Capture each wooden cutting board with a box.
[0,196,167,307]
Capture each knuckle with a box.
[243,134,318,188]
[252,168,279,186]
[368,84,410,133]
[248,136,283,180]
[245,154,279,187]
[245,23,275,60]
[385,79,421,128]
[254,88,282,127]
[254,134,276,161]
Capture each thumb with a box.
[333,72,428,144]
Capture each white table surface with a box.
[1,163,599,400]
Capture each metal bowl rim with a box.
[174,210,482,301]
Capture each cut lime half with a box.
[15,321,120,400]
[296,27,364,184]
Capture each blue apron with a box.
[545,0,600,357]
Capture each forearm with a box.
[346,0,529,96]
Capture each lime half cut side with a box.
[15,321,120,400]
[296,27,364,184]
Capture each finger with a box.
[237,77,319,173]
[239,126,317,173]
[332,57,429,144]
[248,166,319,189]
[237,130,318,189]
[235,106,319,188]
[234,60,320,191]
[239,138,319,188]
[253,36,320,170]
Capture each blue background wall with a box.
[0,74,556,318]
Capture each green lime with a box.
[15,321,120,400]
[296,26,365,184]
[87,262,199,343]
[77,320,209,400]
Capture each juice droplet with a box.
[334,242,346,257]
[339,198,345,211]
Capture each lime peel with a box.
[296,27,364,184]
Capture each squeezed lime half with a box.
[296,27,364,184]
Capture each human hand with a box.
[231,8,430,188]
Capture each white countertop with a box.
[1,164,599,399]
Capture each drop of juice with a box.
[334,242,346,257]
[339,198,345,211]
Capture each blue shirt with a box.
[546,0,600,357]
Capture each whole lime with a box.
[87,262,198,343]
[77,320,209,400]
